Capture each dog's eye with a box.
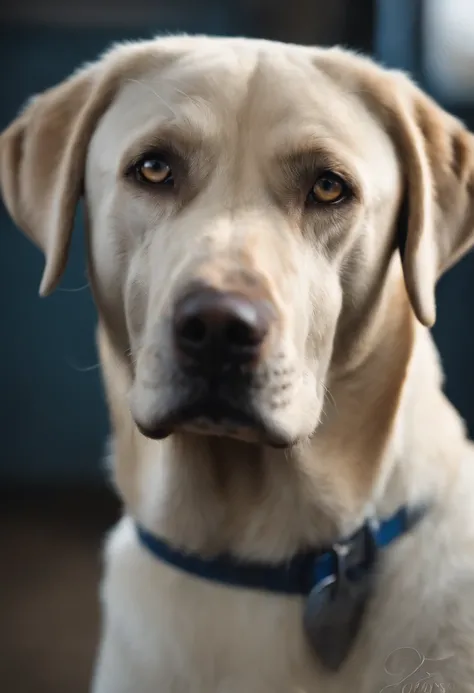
[135,157,173,185]
[309,172,347,204]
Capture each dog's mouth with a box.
[134,379,292,448]
[164,399,265,440]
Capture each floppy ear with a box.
[0,62,123,296]
[0,38,179,296]
[387,73,474,327]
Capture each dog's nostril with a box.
[226,318,261,348]
[179,316,208,346]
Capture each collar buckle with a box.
[332,516,379,585]
[303,519,380,671]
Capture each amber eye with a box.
[135,157,173,184]
[309,172,347,204]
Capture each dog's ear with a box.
[384,73,474,327]
[0,61,124,296]
[0,38,179,296]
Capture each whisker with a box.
[65,359,100,373]
[173,87,205,112]
[124,347,138,367]
[323,384,338,412]
[58,282,89,293]
[125,78,178,117]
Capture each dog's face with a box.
[85,43,400,447]
[2,36,474,452]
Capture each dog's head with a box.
[2,36,474,452]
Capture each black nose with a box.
[173,287,274,369]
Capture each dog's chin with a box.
[134,400,294,448]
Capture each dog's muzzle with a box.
[135,282,284,444]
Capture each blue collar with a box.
[136,505,426,597]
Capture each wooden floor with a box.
[0,487,120,693]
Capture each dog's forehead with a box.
[102,44,375,141]
[90,40,399,198]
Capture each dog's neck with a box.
[100,283,467,562]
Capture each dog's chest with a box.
[99,519,350,691]
[96,516,464,693]
[98,519,389,692]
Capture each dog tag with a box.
[303,547,375,671]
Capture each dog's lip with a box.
[135,421,174,441]
[134,399,255,440]
[134,397,293,448]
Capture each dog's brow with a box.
[277,138,346,166]
[149,122,207,149]
[276,142,361,195]
[120,120,211,168]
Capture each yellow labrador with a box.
[2,35,474,692]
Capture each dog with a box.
[2,34,474,692]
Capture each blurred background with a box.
[1,0,474,691]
